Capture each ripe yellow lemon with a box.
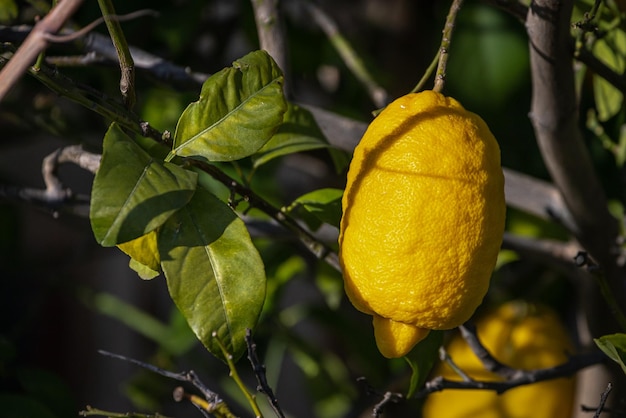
[339,90,505,358]
[421,301,577,418]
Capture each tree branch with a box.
[415,349,603,397]
[527,0,625,314]
[0,24,209,90]
[527,0,617,260]
[0,0,84,101]
[251,0,290,97]
[97,0,136,109]
[245,329,286,418]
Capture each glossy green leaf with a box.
[404,330,443,398]
[159,187,266,361]
[90,123,198,246]
[595,333,626,375]
[593,29,626,121]
[171,50,287,162]
[252,103,330,168]
[286,188,343,230]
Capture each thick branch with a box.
[527,1,621,273]
[0,25,209,90]
[251,0,290,97]
[0,0,83,101]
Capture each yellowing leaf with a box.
[117,230,161,280]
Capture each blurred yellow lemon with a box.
[339,90,505,358]
[422,301,577,418]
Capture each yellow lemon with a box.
[339,90,505,358]
[422,301,577,418]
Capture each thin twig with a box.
[79,405,172,418]
[439,346,474,382]
[301,0,387,107]
[459,324,521,380]
[0,0,84,101]
[372,391,403,418]
[245,329,285,418]
[433,0,464,93]
[213,332,262,418]
[0,145,98,217]
[98,0,136,109]
[45,9,158,43]
[357,377,403,418]
[187,159,341,272]
[411,49,440,94]
[0,24,210,89]
[414,351,605,398]
[594,383,613,418]
[0,55,166,144]
[98,350,223,406]
[98,350,240,418]
[574,251,626,332]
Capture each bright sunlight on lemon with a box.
[339,90,506,358]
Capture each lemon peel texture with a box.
[339,90,506,358]
[372,315,431,358]
[422,301,577,418]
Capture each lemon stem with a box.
[411,50,439,94]
[433,0,465,93]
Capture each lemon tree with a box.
[422,301,577,418]
[339,90,506,358]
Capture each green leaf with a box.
[595,333,626,375]
[0,0,17,24]
[90,123,198,246]
[172,50,287,162]
[404,330,443,398]
[286,188,343,230]
[252,103,330,168]
[159,187,266,361]
[593,29,626,121]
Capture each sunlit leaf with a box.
[404,330,443,398]
[595,333,626,375]
[252,103,330,168]
[90,123,197,246]
[159,187,266,361]
[593,29,626,121]
[118,230,161,280]
[172,50,287,162]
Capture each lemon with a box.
[339,90,505,358]
[422,301,577,418]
